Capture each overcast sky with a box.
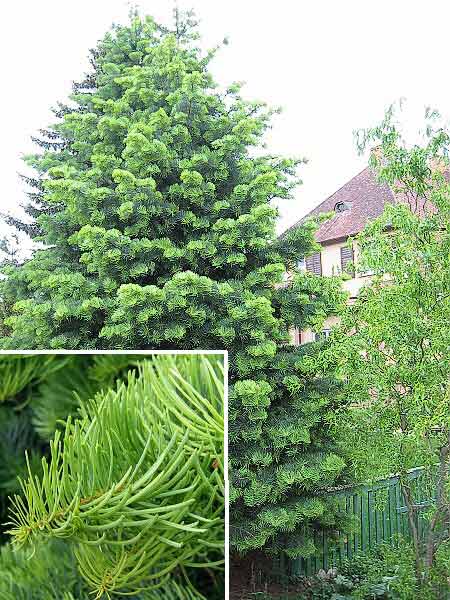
[2,0,450,235]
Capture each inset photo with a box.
[0,352,226,599]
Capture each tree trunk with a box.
[423,433,450,580]
[401,478,422,579]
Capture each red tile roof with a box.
[289,167,395,244]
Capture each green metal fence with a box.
[278,467,434,577]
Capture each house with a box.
[289,166,398,344]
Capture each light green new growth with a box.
[7,354,224,598]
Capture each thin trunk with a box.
[401,479,422,579]
[423,433,450,579]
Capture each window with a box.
[314,329,331,342]
[297,257,306,272]
[340,245,354,276]
[305,252,322,276]
[334,201,351,213]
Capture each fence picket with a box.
[282,468,435,577]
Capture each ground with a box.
[229,554,309,599]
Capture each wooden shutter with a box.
[305,252,322,276]
[340,245,354,275]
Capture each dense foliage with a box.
[325,108,450,587]
[0,9,348,562]
[1,9,304,351]
[0,353,224,599]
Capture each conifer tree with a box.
[1,10,349,563]
[0,353,225,599]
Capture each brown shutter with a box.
[340,245,354,275]
[305,252,322,275]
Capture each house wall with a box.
[323,239,373,296]
[297,239,373,344]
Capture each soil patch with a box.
[229,553,308,599]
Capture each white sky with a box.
[2,0,450,236]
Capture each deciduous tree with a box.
[328,107,450,588]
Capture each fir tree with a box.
[0,353,225,599]
[1,10,348,564]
